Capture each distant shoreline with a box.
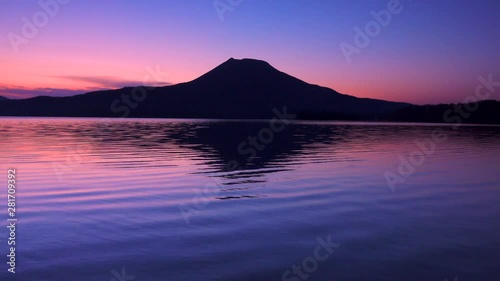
[1,116,499,127]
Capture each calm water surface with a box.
[0,118,499,281]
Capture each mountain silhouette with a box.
[0,58,498,123]
[0,58,408,119]
[0,96,8,101]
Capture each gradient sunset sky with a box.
[1,0,499,104]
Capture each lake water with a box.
[0,118,499,281]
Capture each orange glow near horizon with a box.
[0,53,489,105]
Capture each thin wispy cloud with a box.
[51,75,172,89]
[0,85,88,99]
[0,74,172,99]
